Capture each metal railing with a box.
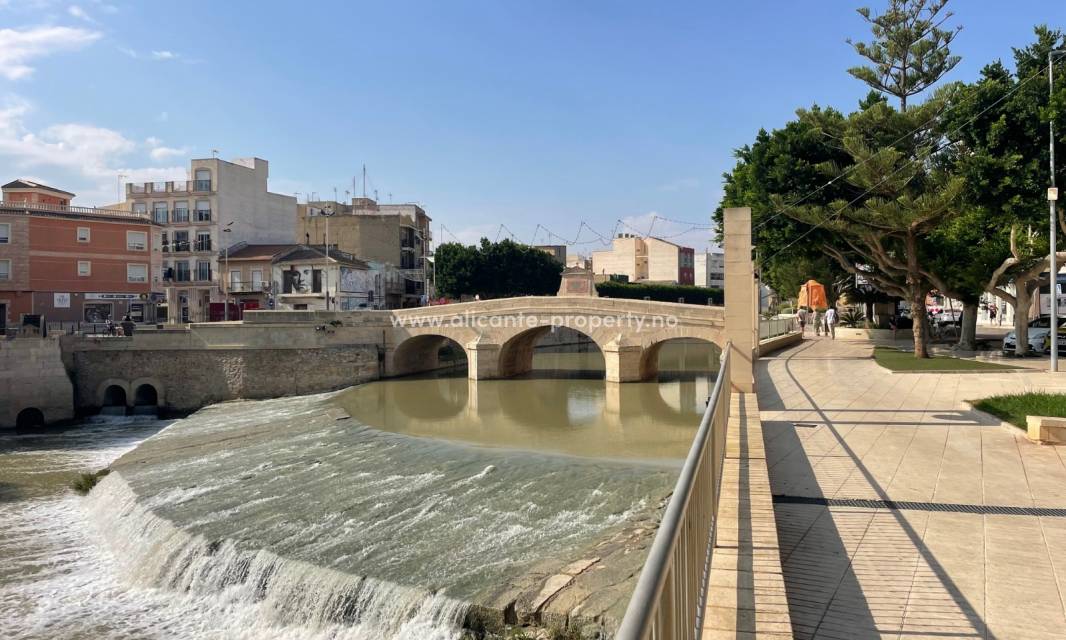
[759,316,796,340]
[0,200,151,222]
[227,280,269,293]
[127,180,214,195]
[616,344,732,640]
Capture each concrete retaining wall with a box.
[0,337,75,428]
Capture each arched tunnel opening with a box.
[391,335,468,378]
[15,407,45,431]
[133,384,159,414]
[500,326,605,379]
[101,385,128,415]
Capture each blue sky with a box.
[0,0,1060,252]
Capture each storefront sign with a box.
[85,293,139,300]
[54,292,70,308]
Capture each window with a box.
[230,270,241,289]
[127,230,148,251]
[195,199,211,221]
[173,201,189,222]
[152,202,168,224]
[175,261,191,282]
[0,223,9,244]
[133,202,147,215]
[129,303,145,323]
[127,263,148,283]
[251,269,263,289]
[0,259,9,281]
[161,231,169,252]
[77,227,90,242]
[195,231,211,251]
[196,260,212,282]
[78,260,91,276]
[173,230,190,252]
[194,169,211,191]
[84,303,112,323]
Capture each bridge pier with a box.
[603,340,644,383]
[465,338,502,380]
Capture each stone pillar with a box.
[465,338,501,380]
[603,339,644,382]
[724,207,755,392]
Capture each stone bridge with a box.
[385,296,726,382]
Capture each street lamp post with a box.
[1050,51,1064,372]
[222,222,233,322]
[322,205,334,311]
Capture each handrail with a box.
[0,200,151,221]
[616,342,732,640]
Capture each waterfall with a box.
[86,473,469,640]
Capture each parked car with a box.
[1003,316,1062,354]
[1043,325,1066,353]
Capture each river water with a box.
[0,341,719,640]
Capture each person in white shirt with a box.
[825,307,838,339]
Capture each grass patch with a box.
[873,347,1019,372]
[70,468,110,495]
[972,392,1066,430]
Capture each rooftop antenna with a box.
[388,192,392,203]
[362,164,367,198]
[211,149,219,158]
[374,189,378,201]
[345,189,350,204]
[333,187,338,202]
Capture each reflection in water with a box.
[337,340,720,461]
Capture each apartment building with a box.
[222,242,407,312]
[694,251,725,289]
[1,180,160,328]
[591,234,694,285]
[297,197,431,307]
[116,156,297,322]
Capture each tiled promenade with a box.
[759,337,1066,640]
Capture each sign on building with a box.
[54,292,70,308]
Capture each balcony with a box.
[194,239,212,252]
[194,209,211,222]
[126,180,214,196]
[171,209,190,223]
[228,280,270,294]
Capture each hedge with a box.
[595,281,724,305]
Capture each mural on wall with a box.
[340,267,370,293]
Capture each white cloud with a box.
[67,5,95,23]
[146,137,189,161]
[0,96,187,205]
[0,25,100,80]
[151,50,177,60]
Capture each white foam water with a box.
[0,476,466,640]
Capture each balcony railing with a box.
[194,209,211,222]
[194,239,212,252]
[126,180,214,196]
[616,344,732,640]
[0,200,152,222]
[172,210,190,223]
[228,280,270,294]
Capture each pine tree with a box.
[847,0,962,111]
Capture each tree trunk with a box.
[910,289,929,358]
[1013,284,1033,356]
[957,301,978,351]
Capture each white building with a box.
[117,156,297,321]
[694,250,725,289]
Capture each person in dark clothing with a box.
[120,315,136,337]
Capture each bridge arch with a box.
[390,334,469,378]
[497,325,605,379]
[16,407,45,430]
[639,336,723,381]
[99,380,129,409]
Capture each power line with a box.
[752,61,1053,234]
[760,60,1051,267]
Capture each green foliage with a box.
[847,0,962,111]
[435,239,563,299]
[71,468,110,495]
[873,347,1018,371]
[595,281,723,305]
[973,392,1066,430]
[839,307,866,328]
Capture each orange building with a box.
[1,180,161,330]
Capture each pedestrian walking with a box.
[814,308,822,336]
[989,305,997,325]
[825,307,838,340]
[797,307,808,336]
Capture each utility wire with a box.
[760,60,1051,266]
[752,61,1053,233]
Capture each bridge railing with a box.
[616,343,732,640]
[759,316,796,340]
